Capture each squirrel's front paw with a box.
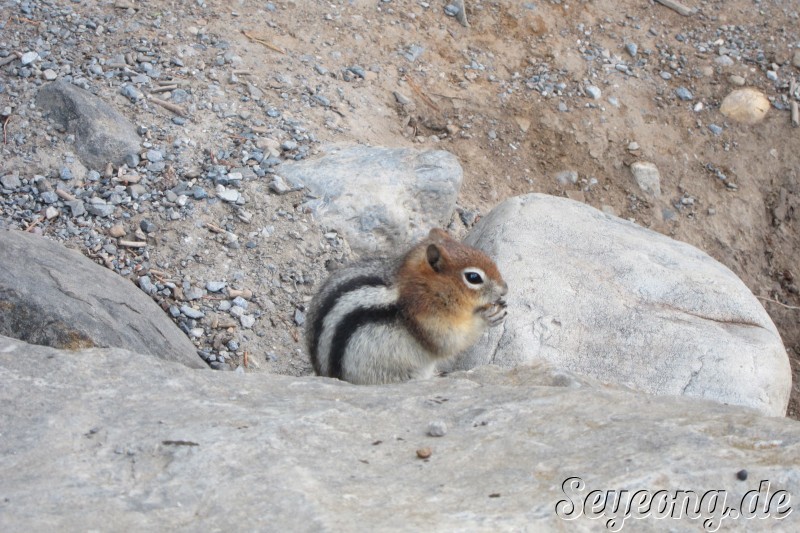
[479,299,507,327]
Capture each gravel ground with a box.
[2,0,799,417]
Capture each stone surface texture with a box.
[443,194,790,416]
[277,145,463,255]
[719,88,771,124]
[0,230,205,369]
[630,161,662,198]
[36,80,141,170]
[0,336,798,531]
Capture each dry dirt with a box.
[3,0,799,417]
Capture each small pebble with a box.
[40,191,59,204]
[1,174,21,189]
[120,84,143,102]
[416,447,433,459]
[109,224,126,238]
[217,188,241,203]
[20,51,39,66]
[138,276,157,295]
[185,286,205,301]
[347,66,366,79]
[728,75,746,87]
[180,305,205,319]
[240,315,256,328]
[444,4,459,17]
[585,85,602,99]
[675,87,694,101]
[715,55,734,67]
[270,175,291,195]
[555,170,578,186]
[140,219,157,233]
[428,421,447,437]
[736,469,748,481]
[206,281,226,292]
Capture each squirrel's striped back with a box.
[305,229,508,385]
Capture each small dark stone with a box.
[736,469,748,481]
[347,66,366,79]
[140,219,157,233]
[40,191,59,204]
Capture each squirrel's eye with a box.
[464,271,483,285]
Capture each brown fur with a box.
[395,229,507,358]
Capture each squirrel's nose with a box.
[499,281,509,297]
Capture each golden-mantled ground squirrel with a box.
[306,228,508,384]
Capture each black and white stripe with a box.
[307,267,400,377]
[327,303,400,379]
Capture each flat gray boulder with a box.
[444,194,790,417]
[36,80,140,171]
[0,336,798,531]
[0,230,204,369]
[278,145,462,254]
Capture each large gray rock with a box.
[278,145,463,254]
[444,194,790,416]
[0,335,798,531]
[0,230,204,369]
[36,80,141,171]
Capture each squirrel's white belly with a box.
[342,322,435,384]
[315,285,434,384]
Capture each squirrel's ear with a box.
[428,228,450,242]
[426,244,443,272]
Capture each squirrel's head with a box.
[398,228,508,326]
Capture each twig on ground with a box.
[2,114,10,145]
[241,30,285,54]
[147,95,188,117]
[757,295,800,311]
[151,84,178,93]
[119,240,147,248]
[0,52,21,67]
[55,189,77,202]
[24,216,43,232]
[405,77,440,112]
[654,0,696,16]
